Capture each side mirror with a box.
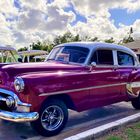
[18,58,22,63]
[91,62,96,67]
[89,62,96,71]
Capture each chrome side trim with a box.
[39,83,126,96]
[0,110,39,122]
[131,82,140,88]
[126,82,140,97]
[0,88,31,107]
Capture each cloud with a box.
[0,13,15,45]
[131,19,140,40]
[0,0,18,19]
[47,0,70,8]
[17,9,45,31]
[71,0,140,16]
[14,0,75,48]
[44,5,75,31]
[0,0,140,49]
[70,16,119,41]
[19,0,47,11]
[69,0,140,41]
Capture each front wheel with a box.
[131,97,140,109]
[31,99,68,136]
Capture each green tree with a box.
[90,37,98,42]
[31,41,43,50]
[122,36,134,44]
[53,32,81,46]
[73,34,81,42]
[122,27,134,44]
[18,47,28,51]
[104,37,115,43]
[42,42,54,52]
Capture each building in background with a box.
[125,40,140,61]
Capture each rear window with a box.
[117,51,134,66]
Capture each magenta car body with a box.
[0,42,140,136]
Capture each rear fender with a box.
[127,71,140,98]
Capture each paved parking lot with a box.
[0,102,139,140]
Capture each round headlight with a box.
[14,77,25,92]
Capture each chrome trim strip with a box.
[0,110,39,122]
[39,83,126,96]
[0,88,31,107]
[131,82,140,88]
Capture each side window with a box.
[90,50,113,65]
[117,51,134,66]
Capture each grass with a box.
[106,136,122,140]
[125,127,140,140]
[98,122,140,140]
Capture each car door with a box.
[115,50,136,100]
[88,49,122,108]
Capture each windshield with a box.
[46,46,89,64]
[0,50,19,63]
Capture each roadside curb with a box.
[64,112,140,140]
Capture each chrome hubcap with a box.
[41,105,64,131]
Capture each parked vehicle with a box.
[0,46,21,63]
[33,55,48,62]
[0,42,140,136]
[18,50,47,62]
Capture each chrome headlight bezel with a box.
[14,77,25,92]
[6,96,15,108]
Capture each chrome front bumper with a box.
[0,110,39,122]
[0,88,39,122]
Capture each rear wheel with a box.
[131,97,140,109]
[31,99,68,136]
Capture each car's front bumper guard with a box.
[0,110,39,122]
[0,88,39,122]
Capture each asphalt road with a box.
[0,102,139,140]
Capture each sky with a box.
[0,0,140,49]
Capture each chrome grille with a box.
[0,93,15,111]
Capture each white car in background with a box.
[0,46,21,63]
[18,50,48,62]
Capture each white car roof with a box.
[0,46,16,51]
[18,50,48,56]
[57,42,137,58]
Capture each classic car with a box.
[0,45,21,63]
[0,42,140,136]
[18,50,48,62]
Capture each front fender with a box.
[19,71,90,112]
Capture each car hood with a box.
[1,61,87,77]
